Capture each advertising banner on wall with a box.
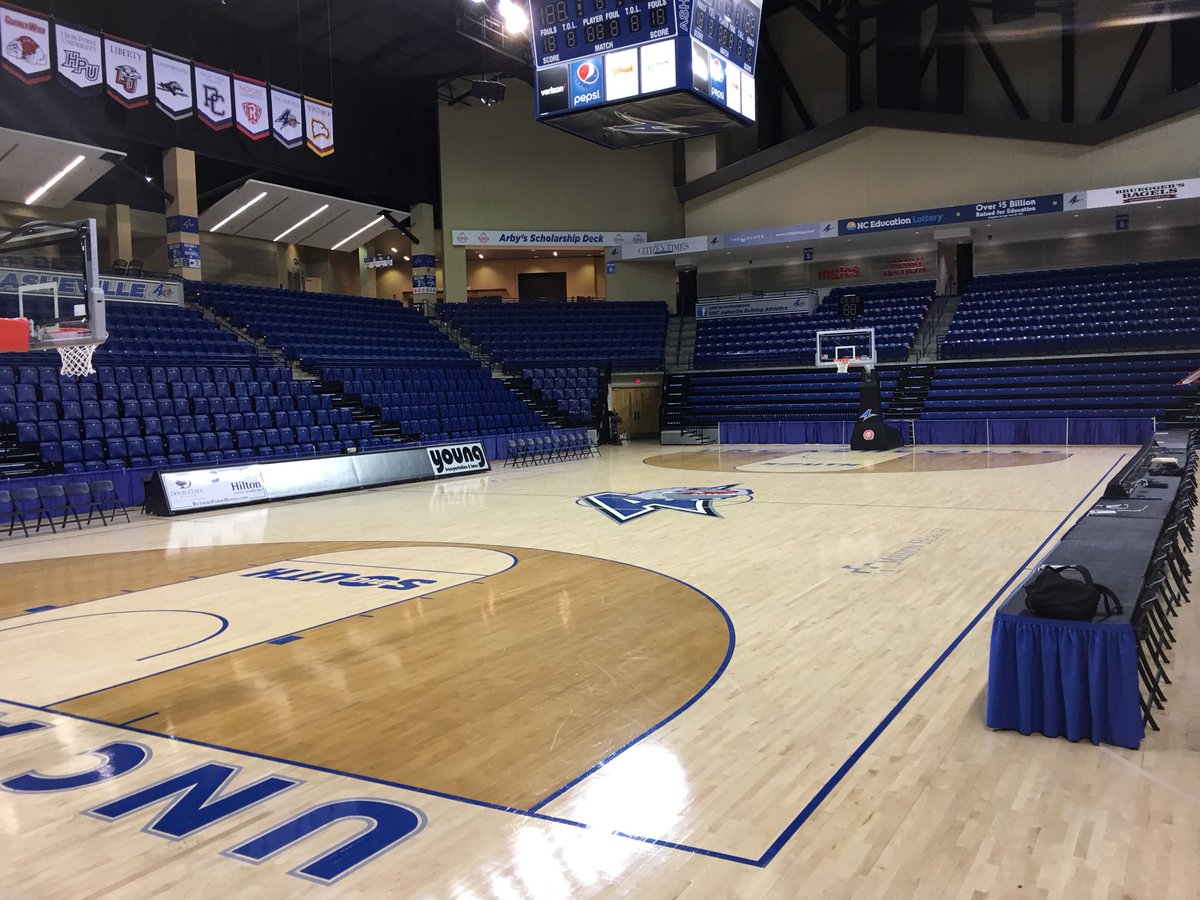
[722,222,832,248]
[1084,179,1200,208]
[696,293,819,318]
[0,267,184,304]
[880,255,931,278]
[620,235,711,259]
[451,229,648,248]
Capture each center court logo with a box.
[578,484,753,523]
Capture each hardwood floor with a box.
[1,443,1196,898]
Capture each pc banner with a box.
[269,85,303,148]
[233,74,269,140]
[194,62,232,129]
[103,34,149,108]
[2,4,52,84]
[53,22,102,95]
[151,49,193,119]
[304,95,334,157]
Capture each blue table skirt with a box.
[718,418,1153,446]
[986,613,1144,749]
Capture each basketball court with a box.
[4,440,1196,897]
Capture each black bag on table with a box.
[1023,565,1123,621]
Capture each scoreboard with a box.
[528,0,762,148]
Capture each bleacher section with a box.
[197,282,550,444]
[523,366,600,424]
[693,281,934,367]
[438,301,668,370]
[0,360,382,475]
[674,368,900,426]
[666,354,1197,445]
[942,260,1200,358]
[324,366,540,440]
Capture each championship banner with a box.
[151,49,192,119]
[233,73,269,140]
[103,34,148,107]
[303,95,334,157]
[2,4,51,84]
[194,62,232,129]
[269,85,303,148]
[54,22,102,94]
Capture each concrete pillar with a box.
[357,245,377,297]
[684,135,718,181]
[162,147,201,281]
[105,203,133,268]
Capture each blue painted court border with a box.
[0,466,1126,869]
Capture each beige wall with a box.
[687,111,1200,237]
[466,256,601,298]
[438,79,682,304]
[975,224,1200,276]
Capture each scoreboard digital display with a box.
[534,0,676,68]
[528,0,762,148]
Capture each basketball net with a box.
[835,358,853,374]
[56,342,98,377]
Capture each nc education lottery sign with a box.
[839,194,1063,235]
[451,229,647,248]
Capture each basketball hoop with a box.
[835,357,853,374]
[56,341,99,377]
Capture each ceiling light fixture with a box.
[403,255,410,261]
[274,204,330,242]
[211,190,268,233]
[331,215,386,250]
[390,246,399,253]
[25,154,86,206]
[478,253,484,259]
[552,250,558,257]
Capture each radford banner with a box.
[451,229,647,248]
[233,74,269,140]
[696,293,819,318]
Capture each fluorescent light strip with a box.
[274,204,330,242]
[331,215,386,251]
[210,190,268,233]
[25,154,86,206]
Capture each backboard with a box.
[816,326,876,372]
[0,218,107,373]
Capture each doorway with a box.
[518,271,567,301]
[610,386,661,437]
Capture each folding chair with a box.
[38,484,79,531]
[0,489,29,538]
[11,487,54,533]
[504,439,519,468]
[64,481,107,526]
[91,479,131,524]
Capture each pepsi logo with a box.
[576,62,600,86]
[709,58,725,84]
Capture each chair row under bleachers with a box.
[942,259,1200,358]
[692,281,934,367]
[676,368,902,425]
[523,366,601,424]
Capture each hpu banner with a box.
[233,74,269,140]
[194,62,232,129]
[2,4,51,84]
[54,22,102,94]
[103,34,149,108]
[269,85,303,148]
[0,267,184,305]
[304,95,335,156]
[151,49,193,119]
